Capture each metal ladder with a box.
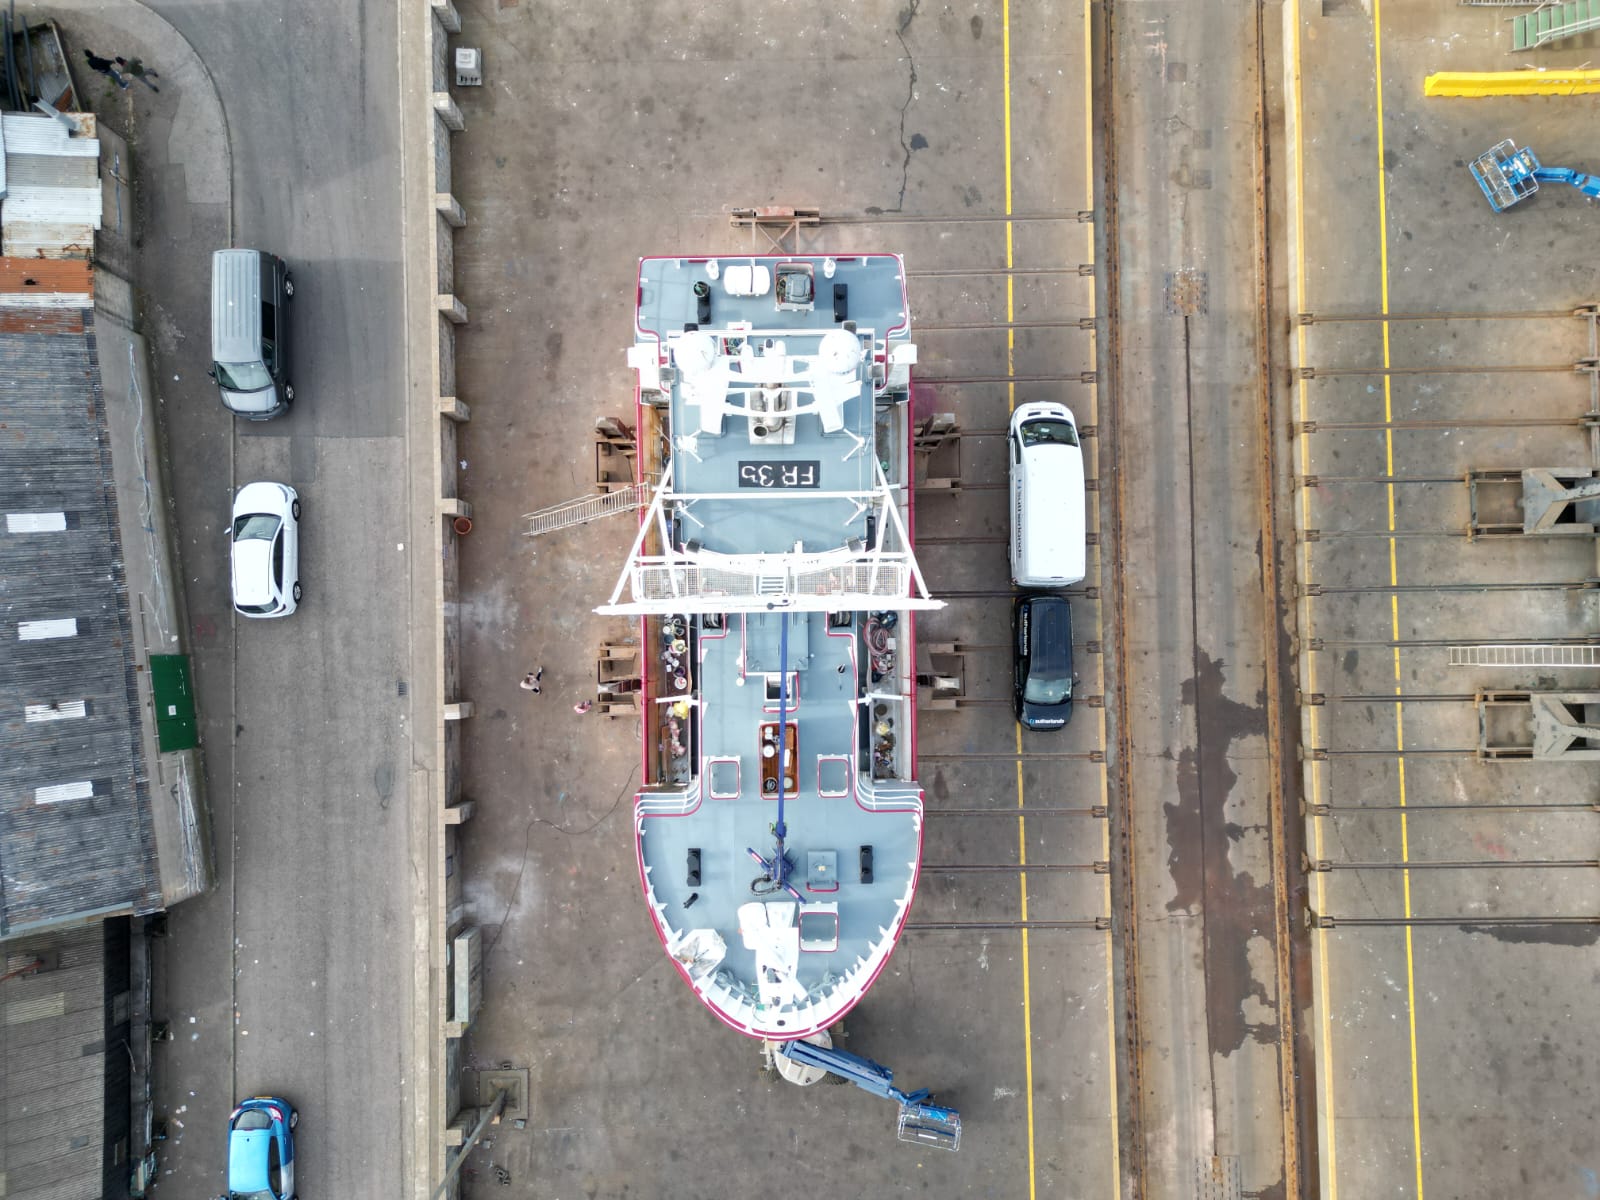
[523,483,649,537]
[1512,0,1600,49]
[1450,643,1600,668]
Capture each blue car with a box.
[222,1096,297,1200]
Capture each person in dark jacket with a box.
[82,49,130,89]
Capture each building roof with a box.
[0,288,162,936]
[0,921,128,1199]
[0,113,101,260]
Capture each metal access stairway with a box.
[1513,0,1600,50]
[522,483,649,537]
[1450,644,1600,668]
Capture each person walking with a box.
[114,56,160,91]
[82,50,130,89]
[519,667,543,693]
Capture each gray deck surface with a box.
[641,608,919,995]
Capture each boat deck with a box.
[639,608,921,1025]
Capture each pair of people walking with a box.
[83,50,159,92]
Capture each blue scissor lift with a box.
[1470,140,1600,212]
[774,1038,963,1151]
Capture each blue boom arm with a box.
[1533,167,1600,199]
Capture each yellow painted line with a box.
[1372,3,1427,1196]
[1424,69,1600,98]
[1001,5,1037,1198]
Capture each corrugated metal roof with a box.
[1,223,95,260]
[0,312,161,935]
[0,113,100,157]
[7,154,98,189]
[0,257,92,293]
[0,115,102,259]
[2,189,101,225]
[0,922,127,1200]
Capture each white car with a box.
[231,482,301,618]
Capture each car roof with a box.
[232,540,276,605]
[1024,595,1072,670]
[212,249,264,365]
[228,1128,272,1193]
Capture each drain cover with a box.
[1196,1155,1241,1200]
[1166,269,1209,316]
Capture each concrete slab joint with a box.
[431,92,465,132]
[438,395,471,423]
[434,193,467,228]
[435,294,469,324]
[431,0,462,34]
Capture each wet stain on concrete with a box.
[1165,649,1277,1054]
[931,767,949,801]
[1461,923,1600,947]
[910,132,929,151]
[970,15,984,39]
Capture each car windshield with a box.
[1019,417,1079,448]
[216,361,273,392]
[1024,666,1073,706]
[233,513,280,541]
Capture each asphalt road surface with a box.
[73,0,416,1195]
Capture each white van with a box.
[1009,401,1086,587]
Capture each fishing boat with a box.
[599,253,943,1040]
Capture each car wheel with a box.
[284,276,295,299]
[292,582,303,602]
[289,1109,298,1129]
[284,383,295,403]
[291,499,301,520]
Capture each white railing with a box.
[625,559,916,608]
[635,779,701,819]
[855,775,924,814]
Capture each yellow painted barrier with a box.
[1425,69,1600,97]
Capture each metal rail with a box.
[1296,362,1589,378]
[929,806,1106,817]
[1296,307,1593,323]
[1301,580,1596,595]
[1308,801,1598,814]
[1310,635,1599,649]
[1295,417,1584,431]
[915,319,1096,332]
[903,919,1110,931]
[825,211,1094,225]
[919,750,1104,761]
[917,372,1098,385]
[909,265,1093,278]
[1309,914,1600,928]
[922,862,1106,873]
[1308,858,1599,871]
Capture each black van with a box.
[1014,593,1074,730]
[210,249,294,419]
